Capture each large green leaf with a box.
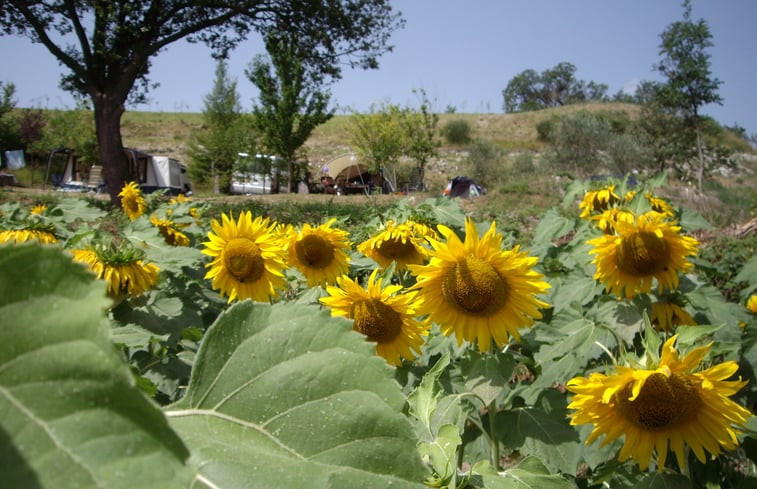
[165,300,428,489]
[472,456,575,489]
[0,243,193,488]
[497,390,581,475]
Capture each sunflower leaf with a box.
[165,300,428,489]
[471,456,576,488]
[0,243,194,488]
[496,391,582,475]
[630,471,692,489]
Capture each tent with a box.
[324,154,370,181]
[323,154,375,194]
[444,176,485,198]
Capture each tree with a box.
[348,101,405,192]
[502,62,608,113]
[0,1,403,205]
[247,31,334,193]
[187,59,250,193]
[399,89,439,191]
[655,0,722,191]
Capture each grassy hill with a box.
[120,102,644,166]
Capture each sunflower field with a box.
[1,173,756,489]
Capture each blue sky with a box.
[2,1,756,135]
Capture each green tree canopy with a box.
[247,31,335,193]
[654,0,722,191]
[188,59,250,193]
[502,62,608,113]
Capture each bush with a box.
[535,118,557,142]
[606,131,655,176]
[466,138,503,186]
[544,111,612,177]
[441,119,471,145]
[510,152,536,176]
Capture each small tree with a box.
[399,89,439,191]
[348,101,404,192]
[188,59,250,193]
[247,31,334,193]
[655,0,722,191]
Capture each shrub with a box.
[466,138,503,186]
[535,118,557,142]
[544,111,612,177]
[441,119,471,145]
[510,152,536,176]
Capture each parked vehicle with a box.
[229,172,274,195]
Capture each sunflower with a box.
[30,203,48,215]
[202,211,288,303]
[288,218,352,287]
[0,227,58,245]
[747,295,757,314]
[357,220,432,270]
[119,181,147,220]
[588,211,699,299]
[579,185,621,219]
[567,335,752,471]
[70,247,160,297]
[591,208,634,234]
[407,218,550,351]
[320,269,428,365]
[150,216,190,246]
[650,301,696,332]
[168,194,189,204]
[646,193,676,217]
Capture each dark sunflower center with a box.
[593,192,619,212]
[124,197,140,214]
[377,237,417,260]
[441,256,508,315]
[614,372,701,431]
[351,299,402,343]
[295,234,334,269]
[616,231,671,276]
[223,238,264,283]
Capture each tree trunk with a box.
[93,96,129,205]
[695,124,705,193]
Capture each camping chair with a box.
[87,165,104,192]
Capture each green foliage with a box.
[28,105,98,164]
[248,31,335,192]
[187,60,251,192]
[467,138,504,186]
[441,118,472,145]
[694,233,757,303]
[0,244,195,488]
[543,112,613,177]
[502,62,608,113]
[654,0,723,191]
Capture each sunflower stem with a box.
[487,400,500,470]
